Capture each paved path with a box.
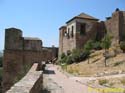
[43,64,100,93]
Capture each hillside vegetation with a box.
[59,34,125,77]
[66,50,125,76]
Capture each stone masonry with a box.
[3,28,58,92]
[59,9,125,56]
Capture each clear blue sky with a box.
[0,0,125,50]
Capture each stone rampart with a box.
[6,63,43,93]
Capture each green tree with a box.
[101,34,111,49]
[84,40,93,64]
[71,49,81,62]
[66,56,73,64]
[59,53,67,64]
[101,34,112,67]
[93,41,102,50]
[84,40,94,51]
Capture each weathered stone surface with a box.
[59,9,125,55]
[3,28,58,92]
[6,63,43,93]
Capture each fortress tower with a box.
[5,28,23,50]
[3,28,58,92]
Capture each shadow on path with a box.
[43,70,55,75]
[40,89,51,93]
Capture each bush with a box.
[93,41,102,50]
[99,79,108,85]
[66,56,73,64]
[67,50,71,56]
[79,51,90,61]
[60,53,66,59]
[71,49,81,62]
[60,56,67,64]
[84,40,94,51]
[101,34,111,49]
[120,41,125,52]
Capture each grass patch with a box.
[114,61,124,66]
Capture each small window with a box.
[71,26,74,37]
[80,23,86,35]
[67,28,70,39]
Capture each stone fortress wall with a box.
[59,9,125,56]
[3,28,58,92]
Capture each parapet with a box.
[6,63,43,93]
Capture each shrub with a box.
[60,53,66,59]
[99,79,108,85]
[120,41,125,52]
[79,50,90,61]
[66,56,73,64]
[114,62,123,66]
[71,49,81,62]
[101,34,111,49]
[93,41,102,50]
[84,40,94,51]
[67,50,71,56]
[59,55,73,65]
[60,56,67,64]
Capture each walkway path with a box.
[43,64,100,93]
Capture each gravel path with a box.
[42,64,100,93]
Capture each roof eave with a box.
[66,17,99,24]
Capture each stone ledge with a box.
[6,63,43,93]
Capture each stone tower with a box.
[105,9,125,46]
[59,26,67,57]
[3,28,24,93]
[5,28,23,50]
